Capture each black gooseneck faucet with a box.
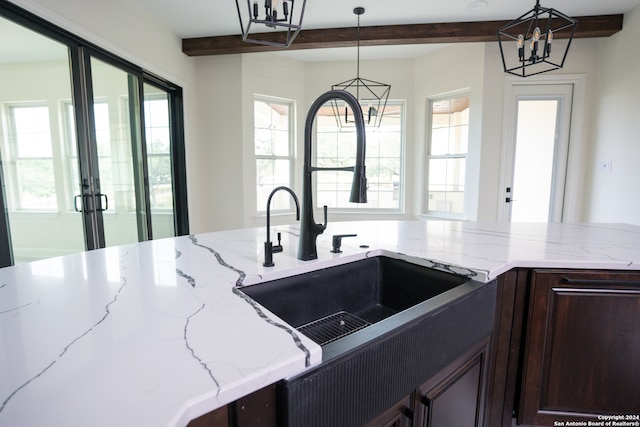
[264,186,300,267]
[298,90,368,261]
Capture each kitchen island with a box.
[1,221,639,427]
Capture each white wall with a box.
[9,0,194,84]
[191,55,244,232]
[585,6,640,225]
[10,0,640,234]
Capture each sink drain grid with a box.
[298,311,371,346]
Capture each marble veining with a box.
[188,234,313,368]
[1,221,639,427]
[175,248,197,287]
[0,246,135,415]
[231,286,312,367]
[0,300,33,315]
[174,241,225,394]
[404,254,480,278]
[188,235,246,287]
[183,303,221,390]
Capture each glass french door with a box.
[84,56,149,248]
[143,83,177,240]
[500,84,573,222]
[0,3,187,266]
[0,15,87,264]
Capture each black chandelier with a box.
[235,0,307,47]
[331,7,391,128]
[497,0,578,77]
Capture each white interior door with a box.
[500,84,574,222]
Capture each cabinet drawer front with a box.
[520,270,640,425]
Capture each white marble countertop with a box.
[1,221,639,427]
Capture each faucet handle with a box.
[331,234,357,253]
[272,232,283,253]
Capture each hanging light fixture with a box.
[235,0,307,47]
[497,0,578,77]
[331,7,391,128]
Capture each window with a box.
[93,101,121,210]
[315,101,404,210]
[254,97,294,212]
[144,93,173,211]
[6,104,57,210]
[425,94,469,217]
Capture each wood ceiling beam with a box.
[182,14,623,56]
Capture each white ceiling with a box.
[2,0,640,63]
[132,0,640,60]
[136,0,640,39]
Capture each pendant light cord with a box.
[356,10,361,100]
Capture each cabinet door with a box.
[416,342,487,427]
[519,270,640,425]
[186,384,276,427]
[364,395,414,427]
[187,405,229,427]
[231,383,277,427]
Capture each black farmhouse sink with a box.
[241,256,470,347]
[241,255,496,426]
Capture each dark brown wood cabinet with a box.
[518,269,640,426]
[486,268,640,427]
[416,340,489,427]
[363,339,489,427]
[364,395,414,427]
[188,344,489,427]
[187,384,276,427]
[187,405,229,427]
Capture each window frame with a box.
[423,92,470,219]
[312,99,406,213]
[4,102,59,211]
[253,94,296,215]
[142,92,174,213]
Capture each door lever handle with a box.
[96,193,108,211]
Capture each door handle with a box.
[95,193,108,212]
[505,186,516,203]
[74,194,94,212]
[403,407,415,421]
